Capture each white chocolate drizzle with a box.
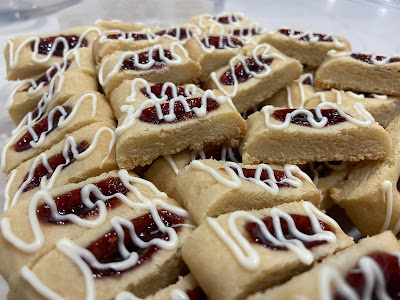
[274,28,346,48]
[207,201,339,270]
[328,50,400,66]
[306,161,347,186]
[3,127,115,211]
[210,43,286,97]
[380,180,400,234]
[98,42,190,87]
[286,73,314,108]
[228,23,265,44]
[197,12,244,29]
[170,289,190,300]
[262,102,374,130]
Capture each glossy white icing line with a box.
[190,160,312,193]
[262,102,374,130]
[3,169,17,211]
[164,155,180,175]
[306,161,347,186]
[319,255,394,300]
[210,43,286,97]
[328,50,400,65]
[190,142,241,164]
[227,22,265,44]
[197,12,244,29]
[21,266,64,300]
[207,202,338,270]
[98,42,190,87]
[7,27,100,69]
[5,127,115,210]
[192,28,243,54]
[344,90,388,100]
[286,73,314,108]
[274,28,346,48]
[170,289,190,300]
[116,89,234,136]
[115,291,143,300]
[380,180,400,235]
[311,89,343,106]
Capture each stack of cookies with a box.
[1,12,399,300]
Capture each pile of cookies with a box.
[1,12,399,300]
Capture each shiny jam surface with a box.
[14,106,72,152]
[21,141,89,192]
[186,286,208,300]
[139,97,219,124]
[201,36,243,49]
[140,83,188,99]
[85,210,184,278]
[36,177,128,225]
[31,35,87,57]
[302,161,342,180]
[107,32,148,41]
[213,15,240,24]
[351,53,400,64]
[335,252,400,300]
[232,28,259,36]
[302,76,313,85]
[279,29,333,42]
[219,55,273,85]
[155,28,190,40]
[245,214,333,250]
[230,167,292,188]
[273,109,347,127]
[196,146,242,163]
[121,50,172,71]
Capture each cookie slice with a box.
[190,13,249,30]
[15,197,193,299]
[204,43,302,113]
[174,159,321,224]
[261,28,351,68]
[182,201,353,300]
[0,169,160,295]
[5,26,100,80]
[2,92,115,174]
[248,231,399,300]
[314,51,400,96]
[240,102,391,165]
[98,41,201,96]
[330,115,400,236]
[4,122,117,211]
[111,80,246,169]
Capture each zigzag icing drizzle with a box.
[207,202,339,270]
[319,252,400,300]
[312,89,388,107]
[286,73,314,108]
[262,102,374,130]
[19,170,191,300]
[3,127,115,211]
[274,28,346,48]
[328,50,400,65]
[306,161,347,186]
[228,22,265,44]
[7,27,100,69]
[379,180,400,234]
[98,42,190,87]
[210,43,286,97]
[1,93,99,172]
[189,161,311,193]
[197,12,245,29]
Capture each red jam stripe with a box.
[121,49,172,71]
[31,35,88,57]
[140,83,188,99]
[201,36,243,49]
[279,29,334,42]
[231,168,292,188]
[351,53,400,64]
[273,109,347,127]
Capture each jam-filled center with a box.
[140,83,188,99]
[139,97,220,124]
[213,15,240,24]
[36,177,129,225]
[351,53,400,64]
[201,36,243,49]
[245,214,333,251]
[85,210,184,278]
[231,28,260,36]
[279,29,333,42]
[219,55,273,85]
[31,35,87,57]
[230,167,292,187]
[121,49,172,71]
[273,109,347,127]
[185,286,208,300]
[155,28,190,40]
[195,146,242,163]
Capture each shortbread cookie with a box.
[5,26,100,80]
[15,196,193,299]
[314,51,400,96]
[330,115,400,236]
[182,201,353,300]
[248,231,399,300]
[240,102,391,165]
[4,122,117,211]
[305,89,400,127]
[226,22,266,45]
[2,92,115,174]
[184,31,245,81]
[0,169,159,294]
[261,28,351,68]
[190,12,249,30]
[98,41,201,96]
[204,43,302,113]
[144,141,241,202]
[174,159,321,224]
[112,81,246,169]
[301,161,349,210]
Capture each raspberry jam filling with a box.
[302,76,313,85]
[21,141,89,192]
[85,210,184,278]
[195,146,242,163]
[36,177,129,225]
[231,167,292,188]
[22,60,71,92]
[201,36,243,49]
[273,109,347,127]
[121,49,172,71]
[334,252,400,300]
[350,53,400,64]
[232,28,260,36]
[14,106,72,153]
[213,15,240,24]
[186,286,208,300]
[155,28,190,40]
[302,161,342,180]
[140,83,188,99]
[107,33,148,41]
[245,214,333,250]
[219,55,273,85]
[279,29,333,42]
[31,35,88,57]
[139,97,220,124]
